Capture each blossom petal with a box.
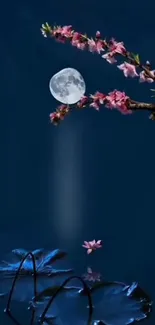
[82,244,88,248]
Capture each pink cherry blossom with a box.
[50,89,133,125]
[49,105,70,125]
[88,39,105,54]
[139,70,155,83]
[49,112,61,125]
[88,39,98,52]
[71,32,82,42]
[82,240,102,254]
[41,23,155,85]
[105,90,132,115]
[101,40,126,64]
[91,92,106,103]
[53,26,62,35]
[109,38,126,55]
[71,32,87,50]
[90,92,106,110]
[117,62,139,78]
[60,25,73,38]
[89,101,100,110]
[77,96,90,108]
[102,52,117,64]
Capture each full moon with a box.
[49,68,86,104]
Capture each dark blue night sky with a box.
[0,0,155,324]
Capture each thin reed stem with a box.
[40,275,93,325]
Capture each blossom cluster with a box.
[41,23,155,83]
[49,90,131,125]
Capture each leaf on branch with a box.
[83,33,88,39]
[132,53,140,65]
[130,53,140,64]
[44,22,51,32]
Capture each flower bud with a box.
[95,31,101,38]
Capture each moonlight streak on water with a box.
[49,124,83,243]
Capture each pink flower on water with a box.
[82,240,102,254]
[109,39,126,55]
[117,62,138,78]
[139,70,155,83]
[102,52,117,64]
[106,90,132,115]
[83,267,101,282]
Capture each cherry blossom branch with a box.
[41,23,155,83]
[40,23,155,124]
[49,90,155,125]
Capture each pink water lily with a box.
[82,267,101,282]
[82,240,102,254]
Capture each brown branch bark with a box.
[129,100,155,111]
